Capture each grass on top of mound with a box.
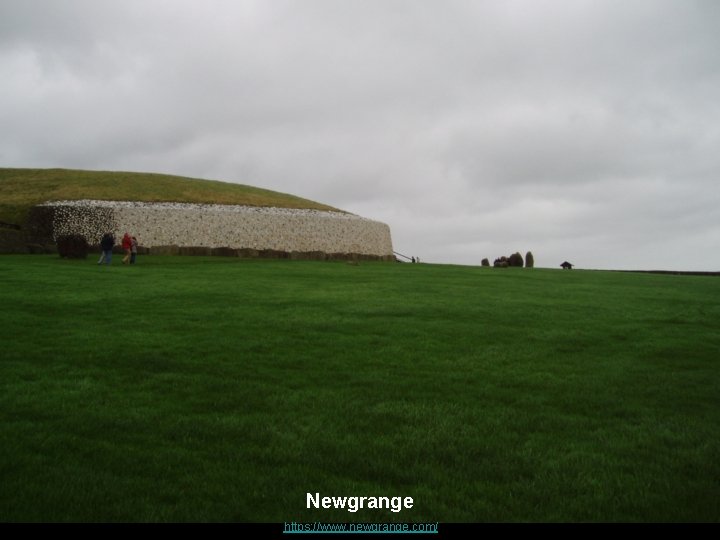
[0,168,342,226]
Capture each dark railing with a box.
[393,251,419,263]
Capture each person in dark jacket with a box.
[98,232,115,265]
[130,236,138,264]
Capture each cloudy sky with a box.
[1,0,719,270]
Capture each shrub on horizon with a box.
[526,251,534,268]
[508,252,524,267]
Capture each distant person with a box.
[411,257,416,263]
[130,236,138,264]
[121,232,132,264]
[98,232,115,265]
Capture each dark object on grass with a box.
[561,261,574,270]
[57,234,89,259]
[508,252,524,267]
[525,251,534,268]
[481,258,490,267]
[494,257,509,268]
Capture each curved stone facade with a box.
[37,200,394,258]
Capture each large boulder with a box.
[57,234,89,259]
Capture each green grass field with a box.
[1,255,719,522]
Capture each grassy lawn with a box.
[0,255,718,522]
[0,168,340,227]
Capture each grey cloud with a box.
[1,0,719,270]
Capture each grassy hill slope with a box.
[1,256,719,522]
[0,168,341,226]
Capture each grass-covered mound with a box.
[0,168,340,227]
[1,256,719,522]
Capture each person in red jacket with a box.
[121,232,132,264]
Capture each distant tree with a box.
[57,234,89,259]
[508,252,524,267]
[481,258,490,267]
[525,251,534,268]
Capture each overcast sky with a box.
[1,0,719,270]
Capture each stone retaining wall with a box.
[36,200,394,259]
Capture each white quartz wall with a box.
[41,200,393,256]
